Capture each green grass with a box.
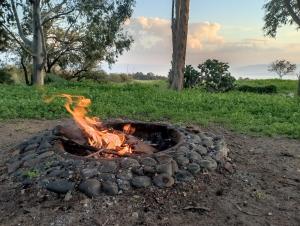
[0,79,299,138]
[237,79,297,94]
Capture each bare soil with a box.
[0,119,299,226]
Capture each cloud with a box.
[105,17,300,75]
[125,17,224,51]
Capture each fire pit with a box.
[6,95,230,197]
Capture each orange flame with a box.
[46,94,133,155]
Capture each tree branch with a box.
[284,0,300,26]
[1,24,35,56]
[42,9,75,25]
[10,0,32,47]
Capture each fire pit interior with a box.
[6,94,231,197]
[60,121,183,159]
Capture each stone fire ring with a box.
[6,120,230,197]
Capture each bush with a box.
[0,69,14,84]
[198,59,236,92]
[237,85,277,94]
[184,65,200,88]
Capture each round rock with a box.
[117,179,131,191]
[78,179,101,198]
[98,161,117,173]
[175,170,194,182]
[155,154,173,164]
[141,157,157,167]
[46,179,75,194]
[199,157,217,171]
[175,156,189,166]
[153,174,175,188]
[131,176,152,188]
[120,158,140,169]
[102,181,119,195]
[187,163,201,174]
[156,162,173,176]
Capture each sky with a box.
[103,0,300,78]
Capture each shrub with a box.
[198,59,236,92]
[237,85,277,94]
[0,69,14,84]
[184,65,200,88]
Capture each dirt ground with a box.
[0,119,299,226]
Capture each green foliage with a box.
[184,65,200,88]
[237,85,277,94]
[23,169,39,179]
[0,79,300,138]
[0,69,14,84]
[263,0,300,37]
[197,59,236,92]
[132,72,167,80]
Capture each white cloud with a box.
[106,17,300,75]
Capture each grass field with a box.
[0,79,299,138]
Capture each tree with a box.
[268,60,296,79]
[197,59,236,92]
[0,0,135,85]
[169,0,190,91]
[263,0,300,37]
[183,65,200,88]
[297,72,300,96]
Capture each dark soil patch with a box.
[0,119,299,226]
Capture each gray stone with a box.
[194,145,208,155]
[175,156,189,166]
[23,159,39,167]
[143,166,156,175]
[117,179,131,191]
[131,166,144,176]
[153,174,175,188]
[81,168,98,179]
[202,138,214,148]
[187,150,202,163]
[171,160,179,173]
[48,169,65,177]
[79,179,101,198]
[102,181,119,195]
[177,146,189,155]
[7,161,23,174]
[156,162,173,176]
[21,152,37,162]
[187,163,201,174]
[175,170,194,182]
[117,170,133,180]
[38,140,52,150]
[46,179,75,194]
[199,157,217,171]
[155,154,173,164]
[37,151,54,160]
[131,176,152,188]
[23,143,39,152]
[98,161,117,173]
[98,173,116,182]
[141,157,157,167]
[214,145,229,163]
[120,158,140,169]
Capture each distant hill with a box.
[231,64,299,79]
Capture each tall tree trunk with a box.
[297,74,300,97]
[170,0,190,91]
[20,56,30,85]
[32,0,45,85]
